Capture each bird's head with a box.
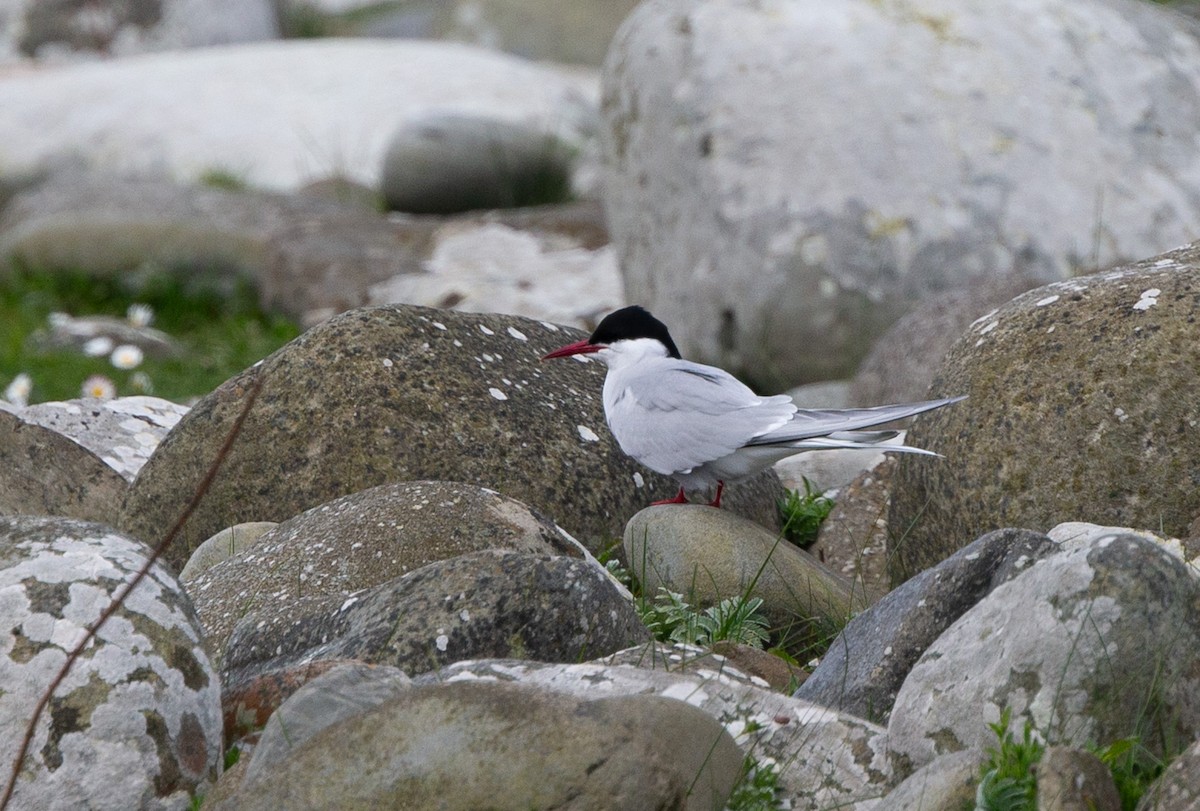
[542,306,682,363]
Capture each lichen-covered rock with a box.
[119,304,783,571]
[797,528,1055,722]
[15,396,188,482]
[220,549,650,688]
[888,534,1200,775]
[890,254,1200,578]
[0,516,221,810]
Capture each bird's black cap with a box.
[589,306,682,358]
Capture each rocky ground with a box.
[3,0,1200,810]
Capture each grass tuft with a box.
[779,478,835,548]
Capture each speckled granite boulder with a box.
[119,304,783,570]
[890,252,1200,579]
[0,515,221,810]
[220,549,650,689]
[0,408,127,525]
[14,396,188,482]
[187,481,587,662]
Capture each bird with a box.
[542,305,963,508]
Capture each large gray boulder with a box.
[119,305,783,570]
[419,658,895,809]
[889,249,1200,579]
[887,533,1200,775]
[601,0,1200,390]
[211,679,742,811]
[0,39,597,190]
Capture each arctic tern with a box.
[543,305,963,507]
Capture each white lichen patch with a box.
[488,388,508,401]
[577,425,599,442]
[659,680,709,707]
[1035,295,1059,307]
[507,327,528,341]
[432,321,447,331]
[1132,288,1161,311]
[970,308,1001,328]
[479,325,495,335]
[382,358,393,367]
[632,472,645,488]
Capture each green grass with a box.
[779,478,835,548]
[0,263,301,404]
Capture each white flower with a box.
[47,312,71,329]
[130,371,154,394]
[83,336,114,357]
[4,373,32,407]
[126,303,154,328]
[110,344,144,370]
[82,375,116,400]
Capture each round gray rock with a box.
[601,0,1200,389]
[380,113,573,213]
[214,679,742,811]
[118,304,783,570]
[889,252,1200,579]
[220,549,651,686]
[0,515,222,810]
[187,481,585,661]
[624,504,868,650]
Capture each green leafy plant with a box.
[639,589,770,649]
[779,478,835,547]
[726,754,785,810]
[1093,737,1163,811]
[976,708,1045,811]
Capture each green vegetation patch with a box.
[0,263,301,404]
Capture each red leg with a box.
[651,486,689,505]
[707,481,725,508]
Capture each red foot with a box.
[651,487,689,505]
[706,481,725,509]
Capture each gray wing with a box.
[746,396,965,446]
[604,358,797,475]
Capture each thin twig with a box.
[0,376,263,810]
